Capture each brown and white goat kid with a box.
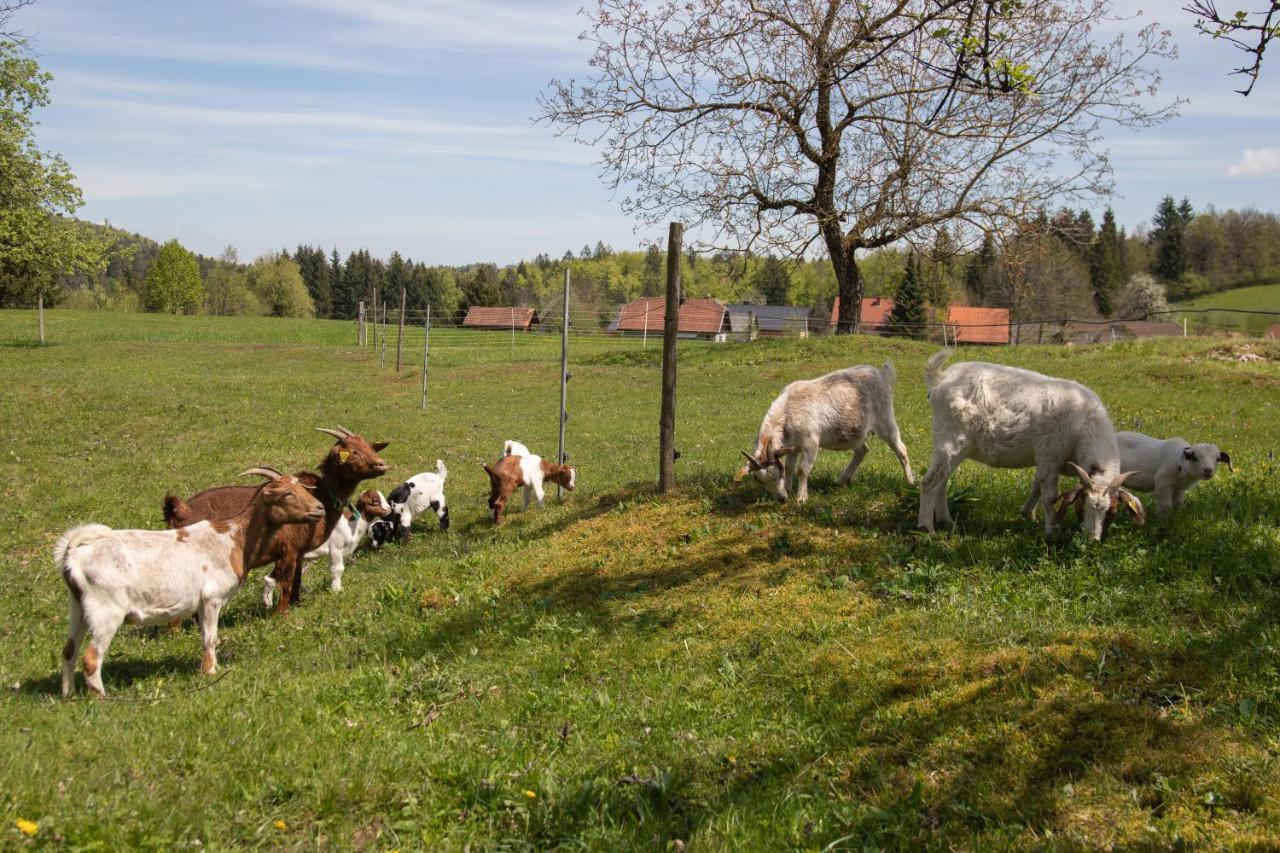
[57,468,323,698]
[735,363,914,502]
[483,450,575,525]
[164,426,389,614]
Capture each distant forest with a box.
[55,200,1280,327]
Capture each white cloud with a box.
[1227,148,1280,177]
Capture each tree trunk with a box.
[827,231,863,335]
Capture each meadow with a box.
[2,309,1279,849]
[1176,281,1280,335]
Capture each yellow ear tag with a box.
[339,450,350,464]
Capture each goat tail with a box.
[162,494,192,529]
[54,524,112,580]
[879,360,897,387]
[924,349,953,389]
[436,458,448,481]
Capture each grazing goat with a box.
[164,426,389,613]
[58,468,323,698]
[261,489,388,607]
[483,449,575,525]
[384,459,450,535]
[1113,432,1232,515]
[919,350,1141,541]
[734,363,913,502]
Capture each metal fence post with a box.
[396,287,406,372]
[37,293,45,345]
[557,270,571,499]
[421,305,430,411]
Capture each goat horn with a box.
[740,450,762,471]
[1115,470,1140,487]
[314,427,348,441]
[239,466,284,481]
[1067,461,1092,485]
[333,425,354,437]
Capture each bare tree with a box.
[0,0,34,37]
[1185,1,1279,95]
[540,0,1176,332]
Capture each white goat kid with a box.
[735,363,914,502]
[918,350,1140,541]
[386,459,450,534]
[1114,432,1232,514]
[56,468,323,698]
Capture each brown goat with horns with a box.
[164,426,389,614]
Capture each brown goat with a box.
[483,453,576,526]
[164,426,389,614]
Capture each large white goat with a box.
[918,350,1140,541]
[57,468,323,697]
[735,363,913,502]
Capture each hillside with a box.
[2,311,1279,848]
[1176,280,1280,334]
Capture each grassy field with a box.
[3,309,1280,849]
[1176,281,1280,335]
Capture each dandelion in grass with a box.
[15,819,38,836]
[273,820,287,831]
[524,790,537,799]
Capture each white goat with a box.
[1113,432,1232,514]
[261,488,389,606]
[503,440,531,458]
[734,363,913,502]
[918,350,1140,541]
[56,468,323,697]
[385,459,450,534]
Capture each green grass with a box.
[3,310,1280,849]
[1176,281,1280,335]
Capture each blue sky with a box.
[13,0,1280,265]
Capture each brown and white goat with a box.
[164,426,389,614]
[58,468,323,698]
[483,451,575,525]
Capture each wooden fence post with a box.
[557,268,571,500]
[659,222,683,493]
[37,293,45,345]
[358,300,365,346]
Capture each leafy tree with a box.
[247,254,314,318]
[889,254,927,339]
[1150,196,1189,282]
[641,244,664,296]
[1116,272,1170,318]
[0,38,106,307]
[144,239,202,313]
[541,0,1174,333]
[205,245,260,316]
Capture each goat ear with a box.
[1052,487,1082,525]
[1183,446,1196,461]
[1218,451,1233,472]
[1067,461,1092,486]
[371,441,389,452]
[482,464,494,476]
[1118,489,1145,525]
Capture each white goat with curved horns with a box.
[735,362,914,502]
[918,350,1142,541]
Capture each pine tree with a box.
[751,255,791,304]
[1087,207,1124,315]
[1150,196,1188,283]
[889,254,927,339]
[641,244,664,296]
[1177,197,1195,227]
[964,234,997,304]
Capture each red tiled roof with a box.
[462,306,538,329]
[828,297,896,329]
[614,298,728,335]
[947,306,1010,344]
